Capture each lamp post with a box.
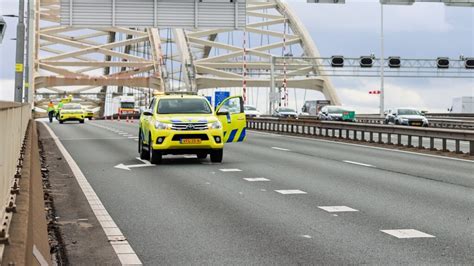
[380,3,385,117]
[13,0,26,103]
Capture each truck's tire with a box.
[149,134,162,164]
[210,149,223,163]
[197,153,207,159]
[149,148,162,164]
[139,131,150,160]
[59,120,64,124]
[80,120,85,124]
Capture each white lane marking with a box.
[243,177,270,182]
[183,155,196,159]
[133,139,138,142]
[135,157,150,165]
[275,189,307,195]
[33,245,48,266]
[128,136,138,139]
[301,235,312,239]
[41,122,143,265]
[381,229,435,239]
[343,160,375,168]
[260,189,267,192]
[114,163,154,171]
[249,131,474,164]
[219,168,242,172]
[318,206,359,213]
[271,146,290,151]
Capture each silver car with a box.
[273,107,298,118]
[384,108,429,127]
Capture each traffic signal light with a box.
[360,56,374,68]
[465,58,474,69]
[331,56,344,67]
[0,17,6,44]
[437,57,450,69]
[369,90,381,94]
[388,56,401,68]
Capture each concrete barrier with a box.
[0,102,30,244]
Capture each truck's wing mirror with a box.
[142,109,153,116]
[217,110,229,116]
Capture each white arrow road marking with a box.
[114,157,153,171]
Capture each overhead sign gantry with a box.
[60,0,246,29]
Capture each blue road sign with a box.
[214,91,230,108]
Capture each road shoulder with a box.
[37,122,122,265]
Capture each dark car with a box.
[384,108,429,127]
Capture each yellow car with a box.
[139,94,246,164]
[58,103,85,124]
[83,108,94,120]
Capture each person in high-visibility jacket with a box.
[56,101,64,119]
[47,101,55,123]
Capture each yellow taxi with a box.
[138,94,246,164]
[58,103,85,124]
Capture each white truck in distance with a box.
[112,95,138,116]
[450,97,474,113]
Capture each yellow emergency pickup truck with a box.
[138,94,246,164]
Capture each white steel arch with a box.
[180,0,341,105]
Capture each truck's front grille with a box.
[171,122,208,131]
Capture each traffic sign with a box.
[214,91,230,108]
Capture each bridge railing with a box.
[247,118,474,156]
[0,102,31,237]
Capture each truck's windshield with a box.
[121,102,135,109]
[398,109,421,115]
[157,98,212,114]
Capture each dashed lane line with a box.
[381,229,435,239]
[243,177,270,182]
[318,206,359,213]
[343,160,375,168]
[271,147,290,151]
[219,169,242,172]
[275,189,307,195]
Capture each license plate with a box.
[412,122,421,126]
[180,139,201,144]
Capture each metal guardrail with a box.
[355,115,474,130]
[0,102,30,244]
[247,118,474,156]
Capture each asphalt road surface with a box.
[45,119,474,265]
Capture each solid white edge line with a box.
[249,130,474,163]
[41,122,142,265]
[33,245,49,266]
[343,160,375,168]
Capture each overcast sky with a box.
[0,0,473,112]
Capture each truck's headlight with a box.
[155,121,171,130]
[209,121,222,129]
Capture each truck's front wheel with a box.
[139,131,150,160]
[210,149,223,163]
[149,134,162,164]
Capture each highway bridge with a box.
[1,0,474,265]
[43,118,474,264]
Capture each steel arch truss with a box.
[182,0,340,104]
[34,0,165,111]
